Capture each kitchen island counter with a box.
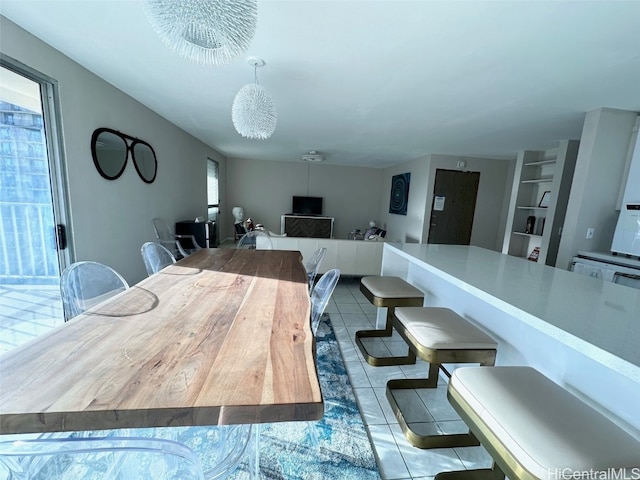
[380,243,640,432]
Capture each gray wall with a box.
[556,108,638,269]
[225,158,384,240]
[1,16,225,284]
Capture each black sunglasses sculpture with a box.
[91,127,158,184]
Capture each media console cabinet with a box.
[280,215,334,238]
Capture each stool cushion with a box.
[361,276,423,299]
[450,366,640,477]
[395,307,497,350]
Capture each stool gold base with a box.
[355,328,417,366]
[355,305,420,366]
[387,364,480,449]
[435,465,505,480]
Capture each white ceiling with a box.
[2,1,640,168]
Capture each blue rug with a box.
[228,314,380,479]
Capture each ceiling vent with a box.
[301,150,325,162]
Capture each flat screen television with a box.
[292,196,323,215]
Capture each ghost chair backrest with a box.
[60,261,129,321]
[305,247,327,293]
[141,242,177,276]
[310,269,340,335]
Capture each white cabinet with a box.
[266,237,383,276]
[502,140,579,266]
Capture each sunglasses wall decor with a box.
[90,127,158,184]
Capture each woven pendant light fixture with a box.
[232,57,277,140]
[144,0,257,66]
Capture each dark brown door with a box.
[427,169,480,245]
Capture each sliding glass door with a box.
[0,60,69,352]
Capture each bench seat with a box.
[440,366,640,480]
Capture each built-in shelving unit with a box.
[502,140,580,266]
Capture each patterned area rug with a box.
[228,314,380,479]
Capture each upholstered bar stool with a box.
[355,276,424,366]
[386,307,497,449]
[437,366,640,480]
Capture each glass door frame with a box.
[1,54,73,274]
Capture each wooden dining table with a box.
[0,248,323,435]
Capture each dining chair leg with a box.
[252,424,260,479]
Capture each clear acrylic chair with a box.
[237,231,273,250]
[307,269,341,447]
[310,269,340,336]
[141,241,177,276]
[305,247,327,293]
[60,261,129,321]
[0,435,205,480]
[152,217,201,258]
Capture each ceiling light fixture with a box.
[232,57,277,140]
[144,0,257,66]
[301,151,325,163]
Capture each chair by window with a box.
[152,217,201,258]
[237,231,273,250]
[141,242,177,276]
[305,247,327,293]
[60,261,129,321]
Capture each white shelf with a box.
[524,158,556,167]
[521,177,553,184]
[503,141,579,266]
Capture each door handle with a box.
[56,224,67,250]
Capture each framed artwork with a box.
[538,190,551,208]
[389,172,411,215]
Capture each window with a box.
[207,158,219,243]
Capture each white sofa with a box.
[258,236,383,276]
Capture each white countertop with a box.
[385,243,640,381]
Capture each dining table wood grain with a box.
[0,248,323,434]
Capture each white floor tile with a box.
[373,387,399,425]
[390,426,466,478]
[353,387,387,426]
[362,362,405,388]
[345,360,372,388]
[367,424,411,480]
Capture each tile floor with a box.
[326,276,494,480]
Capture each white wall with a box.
[225,158,384,240]
[378,154,513,250]
[556,108,638,269]
[1,17,225,284]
